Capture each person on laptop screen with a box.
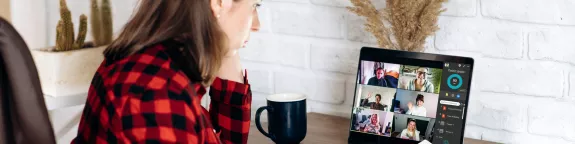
[405,67,434,93]
[367,65,398,88]
[400,119,420,141]
[360,93,387,111]
[362,113,382,135]
[406,94,427,117]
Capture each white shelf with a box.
[44,93,88,111]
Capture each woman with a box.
[362,114,382,135]
[72,0,261,143]
[405,67,434,93]
[400,119,420,141]
[407,94,427,117]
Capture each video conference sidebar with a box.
[433,63,471,144]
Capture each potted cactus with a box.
[31,0,113,97]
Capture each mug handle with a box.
[255,106,274,140]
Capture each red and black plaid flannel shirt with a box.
[72,42,252,144]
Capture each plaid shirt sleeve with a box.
[209,74,252,144]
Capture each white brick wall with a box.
[29,0,575,143]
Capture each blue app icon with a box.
[457,94,460,98]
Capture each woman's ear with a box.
[210,0,222,18]
[211,0,233,18]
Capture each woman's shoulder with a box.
[99,43,185,86]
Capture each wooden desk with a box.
[248,113,495,144]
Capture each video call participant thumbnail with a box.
[362,113,382,134]
[360,93,387,111]
[392,114,435,142]
[404,67,434,93]
[360,61,399,88]
[355,85,395,111]
[350,108,394,136]
[400,119,420,141]
[398,66,442,94]
[406,94,426,117]
[368,67,397,88]
[394,89,439,118]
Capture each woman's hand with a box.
[217,53,244,83]
[407,102,413,110]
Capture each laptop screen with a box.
[349,49,472,144]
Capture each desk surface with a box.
[248,113,495,144]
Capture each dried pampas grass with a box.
[347,0,447,52]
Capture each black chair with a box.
[0,17,56,144]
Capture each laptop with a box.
[348,47,474,144]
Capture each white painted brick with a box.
[570,72,575,101]
[528,102,575,141]
[276,39,310,68]
[464,90,482,125]
[529,29,575,65]
[479,127,514,144]
[467,92,527,132]
[250,92,270,121]
[246,69,273,94]
[110,0,139,33]
[477,59,564,97]
[240,33,277,63]
[481,0,575,25]
[345,13,378,44]
[464,125,514,144]
[344,75,358,106]
[435,17,523,59]
[270,2,345,39]
[484,129,573,144]
[310,0,352,7]
[256,5,272,33]
[511,134,575,144]
[307,101,352,118]
[463,125,483,140]
[441,0,477,17]
[423,36,435,52]
[240,33,310,68]
[274,72,346,104]
[310,41,361,74]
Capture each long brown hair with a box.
[104,0,227,86]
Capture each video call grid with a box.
[350,60,445,143]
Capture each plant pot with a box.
[31,45,107,97]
